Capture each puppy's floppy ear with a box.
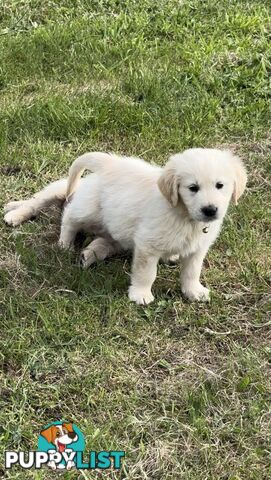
[229,153,247,205]
[40,425,56,444]
[158,164,179,207]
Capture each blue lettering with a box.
[97,451,111,469]
[89,451,96,469]
[110,451,125,469]
[76,451,89,469]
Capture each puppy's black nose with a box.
[68,431,77,439]
[201,205,218,218]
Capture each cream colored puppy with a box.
[4,149,247,305]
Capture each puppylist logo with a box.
[5,421,125,471]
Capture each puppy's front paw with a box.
[4,208,29,227]
[66,460,75,470]
[128,286,154,305]
[181,283,210,302]
[48,461,57,470]
[4,200,25,213]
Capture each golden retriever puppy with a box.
[4,149,247,305]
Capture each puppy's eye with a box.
[56,432,60,437]
[216,182,224,189]
[189,184,200,193]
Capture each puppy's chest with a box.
[176,231,203,256]
[164,224,207,257]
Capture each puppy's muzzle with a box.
[68,431,77,440]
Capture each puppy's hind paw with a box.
[162,253,180,265]
[79,250,96,269]
[128,286,154,305]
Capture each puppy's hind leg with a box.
[58,208,78,251]
[4,179,68,227]
[59,174,101,251]
[79,237,122,268]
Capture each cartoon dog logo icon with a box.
[40,422,79,470]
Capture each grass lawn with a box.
[0,0,271,478]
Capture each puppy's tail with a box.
[66,152,114,199]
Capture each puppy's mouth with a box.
[57,440,66,453]
[193,214,219,223]
[201,215,218,222]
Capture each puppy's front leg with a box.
[129,248,159,305]
[181,248,210,302]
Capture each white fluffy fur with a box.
[4,148,247,305]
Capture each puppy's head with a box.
[41,423,78,452]
[158,148,247,222]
